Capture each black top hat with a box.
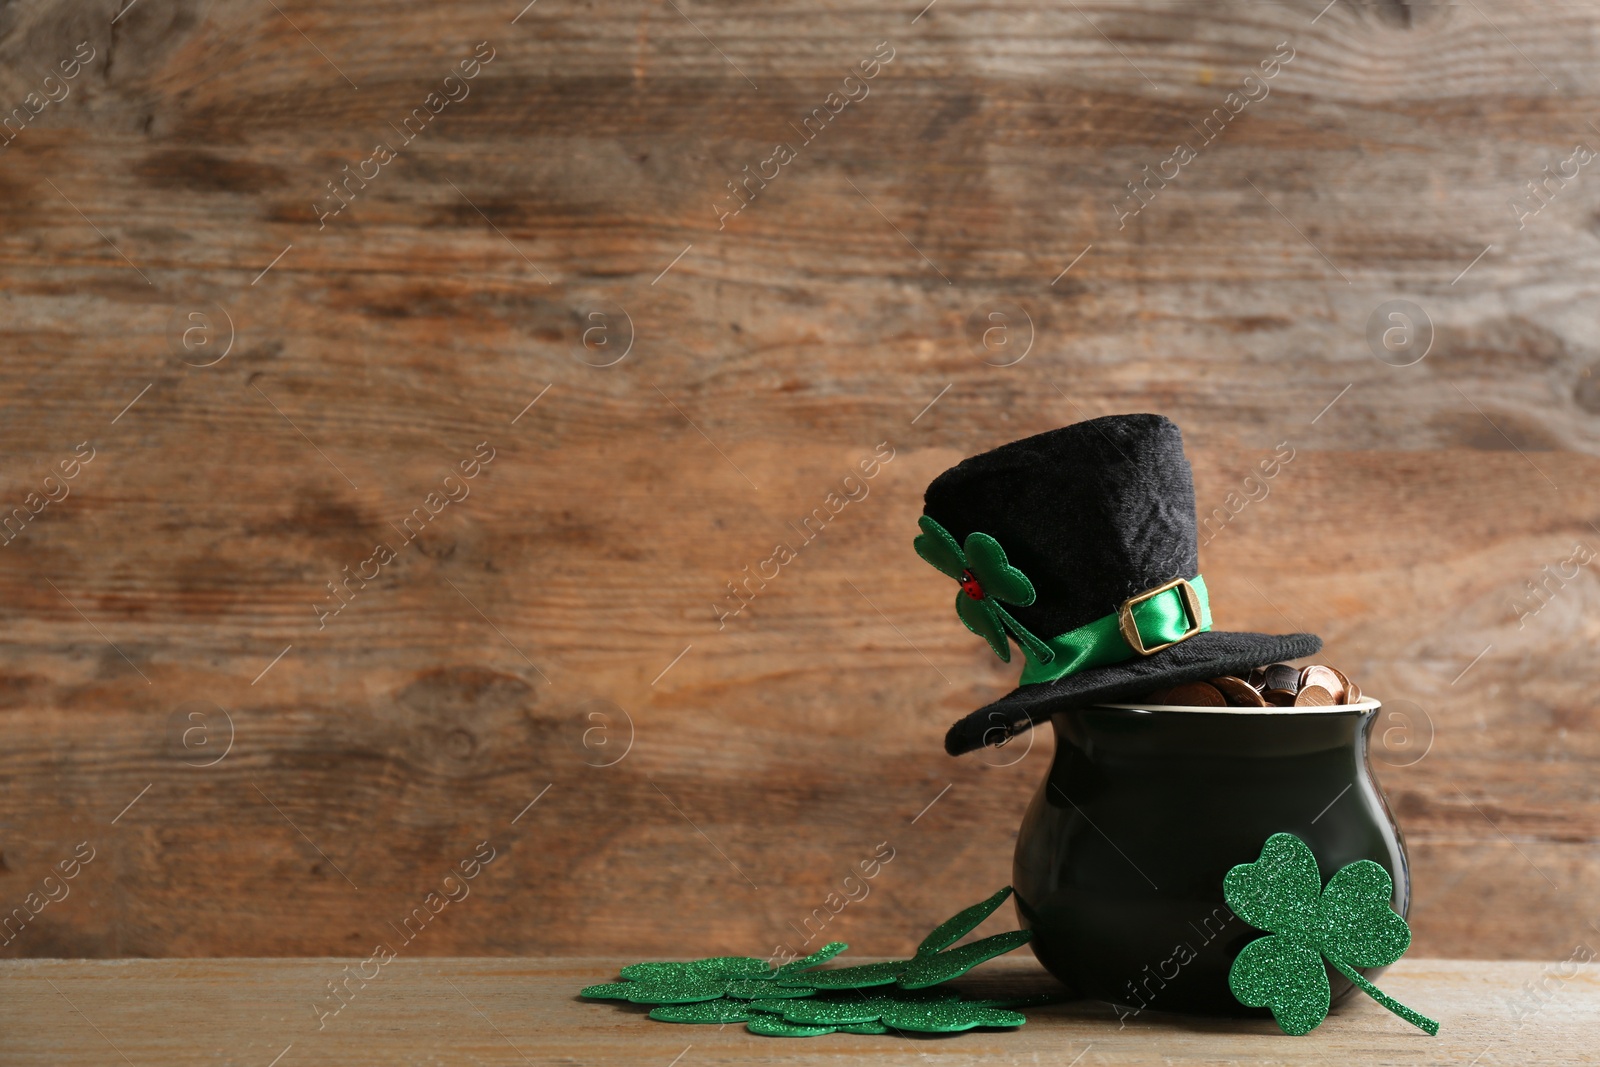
[917,414,1321,755]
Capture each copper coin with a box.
[1262,664,1301,693]
[1294,684,1336,707]
[1262,688,1298,707]
[1245,666,1269,691]
[1158,682,1227,707]
[1209,676,1267,707]
[1344,680,1362,704]
[1300,665,1346,703]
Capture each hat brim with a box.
[944,629,1323,755]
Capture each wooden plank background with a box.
[0,0,1596,964]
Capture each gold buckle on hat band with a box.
[1117,577,1203,655]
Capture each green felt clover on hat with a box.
[914,517,1053,666]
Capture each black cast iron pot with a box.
[1013,699,1409,1018]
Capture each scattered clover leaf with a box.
[899,930,1035,988]
[918,885,1015,955]
[772,940,848,977]
[1225,832,1439,1037]
[619,955,769,983]
[580,974,729,1004]
[878,1002,1027,1033]
[584,942,847,1004]
[723,980,816,1000]
[746,1015,835,1038]
[649,999,763,1024]
[776,887,1032,992]
[781,960,904,990]
[778,989,955,1027]
[583,887,1048,1039]
[835,1021,890,1035]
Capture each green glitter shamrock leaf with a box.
[1224,833,1440,1037]
[917,884,1015,955]
[778,989,955,1026]
[785,960,904,989]
[584,888,1049,1040]
[746,1015,836,1037]
[878,1002,1027,1033]
[913,516,1054,665]
[772,941,848,977]
[649,999,765,1024]
[651,988,1045,1039]
[782,991,1024,1034]
[723,980,816,1000]
[618,955,770,983]
[899,930,1035,988]
[778,886,1032,991]
[582,942,846,1004]
[580,975,730,1004]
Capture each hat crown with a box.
[921,414,1198,639]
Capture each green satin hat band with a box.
[1018,574,1213,686]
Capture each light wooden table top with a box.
[3,957,1593,1066]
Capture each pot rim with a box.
[1088,696,1381,715]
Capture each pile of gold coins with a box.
[1142,664,1362,707]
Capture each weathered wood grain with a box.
[0,0,1597,962]
[1,957,1594,1066]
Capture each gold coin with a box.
[1294,684,1336,707]
[1209,676,1267,707]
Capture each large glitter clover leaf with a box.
[1224,833,1439,1037]
[914,516,1053,665]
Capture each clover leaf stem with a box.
[1326,958,1440,1036]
